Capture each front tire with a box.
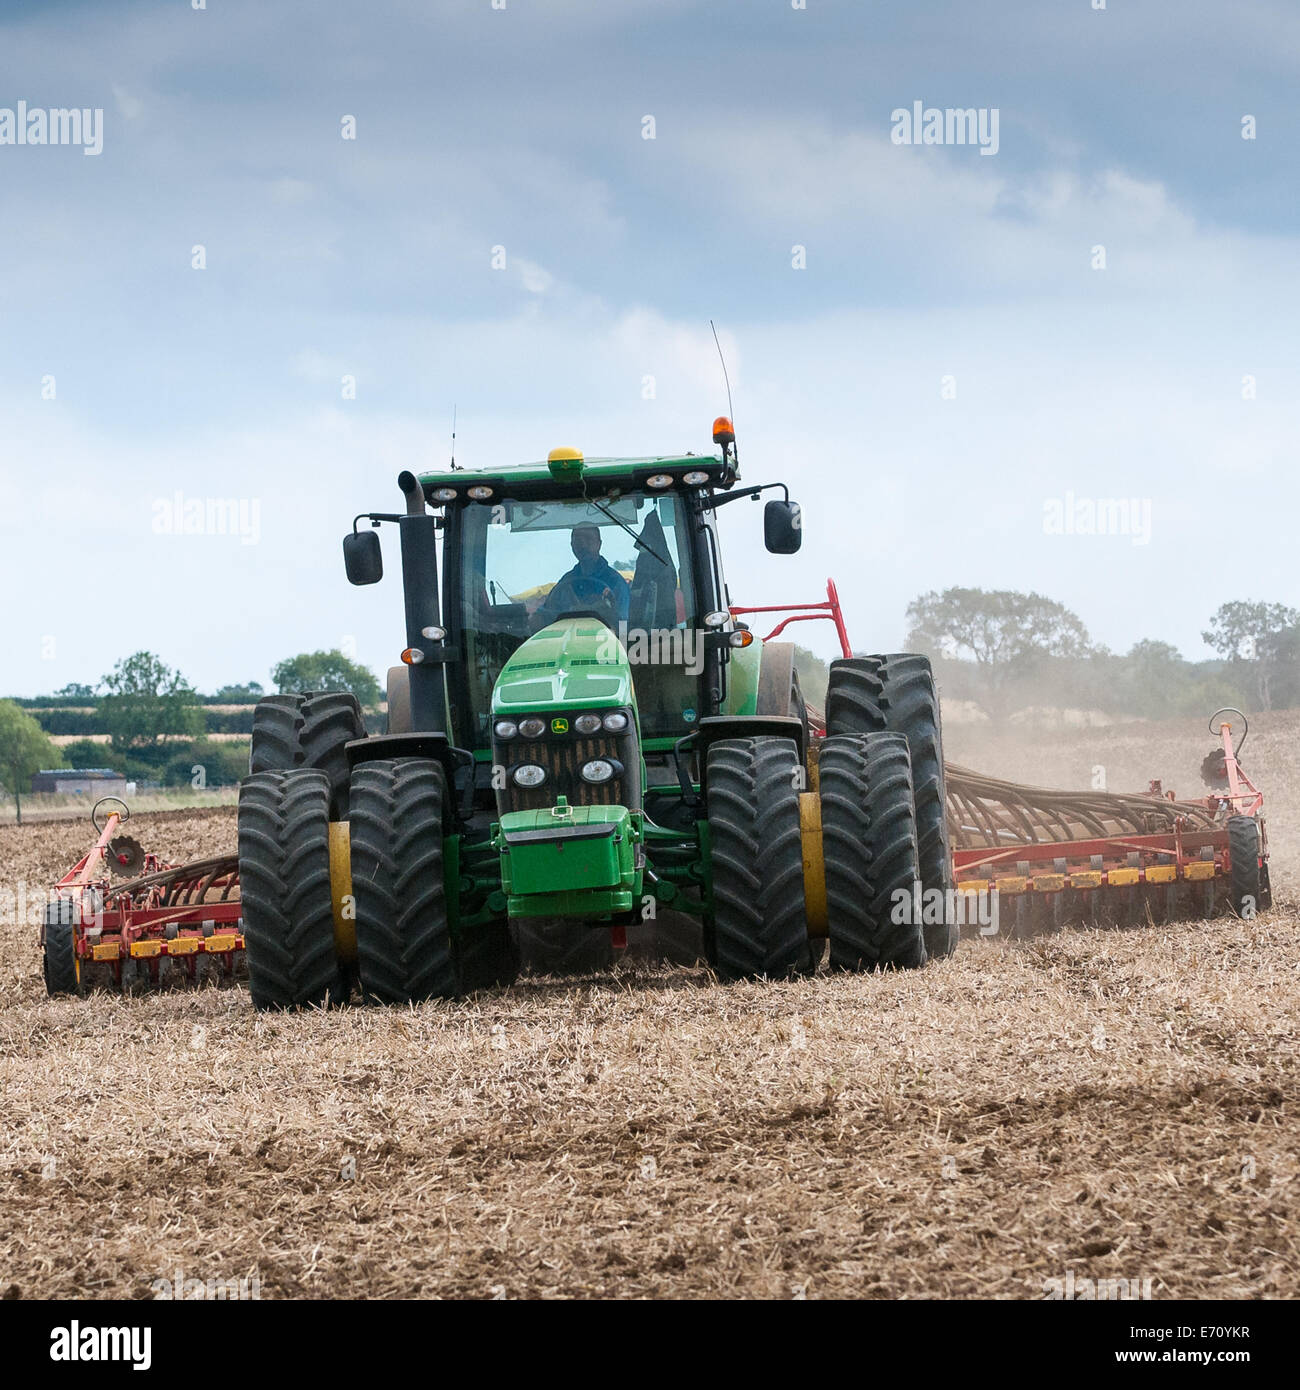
[826,653,955,959]
[820,733,926,972]
[239,770,348,1010]
[706,737,811,982]
[350,759,458,1004]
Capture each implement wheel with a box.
[820,733,926,972]
[239,770,348,1010]
[1228,816,1263,919]
[351,758,458,1004]
[42,900,82,996]
[705,736,811,982]
[250,691,366,818]
[825,653,955,959]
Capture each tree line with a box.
[0,649,381,821]
[898,590,1295,720]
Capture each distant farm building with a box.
[31,768,129,797]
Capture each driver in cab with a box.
[534,524,630,628]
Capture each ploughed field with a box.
[0,714,1296,1299]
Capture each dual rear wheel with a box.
[703,729,931,980]
[239,758,515,1011]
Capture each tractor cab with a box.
[448,483,704,748]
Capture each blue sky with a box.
[1,0,1297,695]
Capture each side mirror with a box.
[344,529,383,585]
[764,499,802,554]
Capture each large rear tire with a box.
[826,653,955,959]
[706,736,811,981]
[820,733,926,971]
[1228,816,1263,919]
[239,770,348,1010]
[250,692,366,817]
[350,758,458,1004]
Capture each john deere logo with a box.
[551,717,568,734]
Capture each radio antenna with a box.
[710,319,738,470]
[710,320,734,426]
[449,404,459,470]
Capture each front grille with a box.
[494,721,641,816]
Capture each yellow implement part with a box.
[995,876,1029,895]
[328,820,359,963]
[92,942,120,961]
[1108,868,1140,886]
[1145,865,1177,884]
[1184,861,1217,881]
[956,879,988,894]
[1068,871,1103,889]
[1032,874,1065,892]
[205,935,237,953]
[167,938,199,955]
[129,941,161,958]
[798,792,828,938]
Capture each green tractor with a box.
[237,419,956,1008]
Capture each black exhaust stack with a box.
[397,470,446,733]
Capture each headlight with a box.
[467,485,494,500]
[518,717,546,738]
[580,759,616,784]
[682,470,710,485]
[494,720,518,740]
[703,610,730,628]
[574,713,602,734]
[646,473,673,489]
[602,711,629,733]
[431,487,457,502]
[512,764,546,788]
[421,625,446,641]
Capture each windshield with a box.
[454,491,703,744]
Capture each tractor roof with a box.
[417,451,736,499]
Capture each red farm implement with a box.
[40,798,244,995]
[736,585,1271,938]
[946,710,1269,935]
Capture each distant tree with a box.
[0,700,62,824]
[1202,601,1300,710]
[211,682,265,703]
[272,650,382,708]
[53,682,97,701]
[99,652,205,751]
[59,738,121,770]
[905,587,1094,717]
